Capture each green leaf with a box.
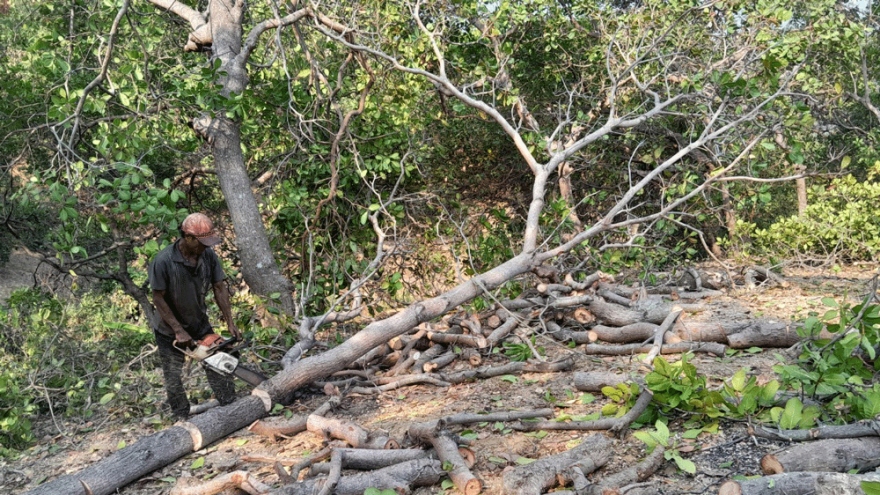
[99,392,115,405]
[500,375,518,383]
[730,369,747,392]
[779,398,803,430]
[515,457,535,465]
[190,456,205,470]
[488,456,507,464]
[633,431,658,448]
[861,481,880,495]
[160,477,177,483]
[117,440,126,449]
[654,420,670,445]
[673,455,697,475]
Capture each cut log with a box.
[23,396,267,495]
[726,321,834,348]
[408,423,482,495]
[249,397,338,440]
[426,331,487,348]
[718,472,880,495]
[423,351,456,373]
[760,437,880,474]
[501,434,611,495]
[272,458,445,495]
[306,415,396,449]
[461,347,482,366]
[572,307,595,325]
[538,283,573,295]
[573,371,630,392]
[413,344,446,373]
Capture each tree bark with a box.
[23,397,267,495]
[194,0,294,314]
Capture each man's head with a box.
[180,213,221,247]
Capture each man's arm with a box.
[212,280,241,339]
[152,290,193,346]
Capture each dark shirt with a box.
[148,240,226,339]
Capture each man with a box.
[148,212,242,420]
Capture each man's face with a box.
[181,231,208,255]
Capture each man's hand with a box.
[174,329,194,348]
[227,321,242,340]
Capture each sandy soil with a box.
[2,263,878,495]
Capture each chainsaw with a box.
[182,334,267,386]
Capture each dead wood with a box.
[348,374,451,395]
[440,357,575,384]
[760,437,880,474]
[546,320,592,344]
[307,448,433,474]
[316,449,342,495]
[487,310,527,347]
[598,287,633,307]
[551,294,596,308]
[750,422,880,441]
[538,282,574,295]
[573,371,631,392]
[572,307,595,324]
[726,321,833,348]
[514,388,653,437]
[501,433,611,495]
[744,266,788,289]
[408,423,482,495]
[486,313,502,328]
[588,322,658,343]
[353,343,392,368]
[272,458,445,495]
[432,408,555,428]
[584,341,727,356]
[169,470,272,495]
[423,350,456,373]
[248,397,338,441]
[426,331,487,348]
[643,307,683,364]
[564,271,612,290]
[718,472,880,495]
[306,415,396,449]
[461,347,482,366]
[413,344,446,372]
[584,445,666,495]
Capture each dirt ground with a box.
[2,262,879,495]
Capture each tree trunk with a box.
[23,397,267,495]
[202,0,294,314]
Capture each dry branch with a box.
[573,371,631,392]
[584,445,666,495]
[307,448,433,474]
[760,437,880,474]
[272,458,445,495]
[408,422,481,495]
[306,415,396,449]
[750,422,880,441]
[348,374,451,395]
[514,387,653,437]
[502,434,611,495]
[427,331,487,348]
[643,307,683,364]
[440,357,574,383]
[169,470,272,495]
[584,341,727,356]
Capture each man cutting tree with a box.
[149,212,241,420]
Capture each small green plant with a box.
[633,420,696,475]
[645,354,726,419]
[502,337,543,362]
[600,382,640,417]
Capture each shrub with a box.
[752,174,880,262]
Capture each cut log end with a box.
[760,454,783,475]
[717,480,743,495]
[462,478,482,495]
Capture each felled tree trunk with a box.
[760,437,880,474]
[718,472,880,495]
[408,422,482,495]
[502,434,611,495]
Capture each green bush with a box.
[752,173,880,262]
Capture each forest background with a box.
[4,0,880,493]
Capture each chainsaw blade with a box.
[232,365,267,386]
